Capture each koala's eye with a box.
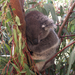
[33,39,38,45]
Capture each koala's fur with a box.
[25,11,59,72]
[25,11,57,45]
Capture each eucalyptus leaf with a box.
[71,19,75,24]
[60,6,64,17]
[18,33,22,55]
[8,37,13,44]
[13,29,18,51]
[24,64,31,75]
[7,0,10,3]
[12,63,20,72]
[6,11,11,19]
[6,23,12,35]
[5,44,11,54]
[67,48,75,75]
[15,16,21,26]
[0,12,2,16]
[44,3,58,22]
[28,2,37,4]
[12,8,15,11]
[0,0,5,4]
[37,6,47,15]
[34,59,45,63]
[29,70,35,75]
[63,39,74,54]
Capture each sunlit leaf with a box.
[0,0,5,4]
[13,29,17,44]
[8,37,13,44]
[67,48,75,75]
[7,0,10,3]
[12,8,15,11]
[19,33,22,55]
[22,42,25,49]
[15,16,21,26]
[5,19,10,23]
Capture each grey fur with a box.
[25,11,59,72]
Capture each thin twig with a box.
[60,34,75,38]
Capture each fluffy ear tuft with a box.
[42,25,46,28]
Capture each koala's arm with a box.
[28,29,59,54]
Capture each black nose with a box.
[33,39,38,45]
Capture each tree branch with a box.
[9,0,26,38]
[58,2,75,37]
[60,34,75,38]
[43,41,75,69]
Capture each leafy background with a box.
[0,0,75,75]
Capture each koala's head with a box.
[25,11,56,45]
[39,18,57,42]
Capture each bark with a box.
[9,0,26,38]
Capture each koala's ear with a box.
[42,25,46,28]
[42,25,48,31]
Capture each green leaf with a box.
[7,0,10,3]
[41,7,48,15]
[22,42,25,49]
[34,59,45,63]
[12,8,15,11]
[5,19,10,23]
[63,39,74,55]
[0,0,5,4]
[12,63,20,72]
[29,70,35,75]
[5,44,11,54]
[67,48,75,75]
[13,29,18,52]
[6,11,12,19]
[13,29,17,44]
[15,16,21,26]
[37,6,47,15]
[18,33,22,55]
[44,3,58,22]
[19,71,26,74]
[0,57,9,62]
[6,23,12,34]
[0,11,2,16]
[60,5,64,17]
[71,19,75,24]
[28,2,37,4]
[24,64,31,75]
[8,37,13,44]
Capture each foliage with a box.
[0,0,75,75]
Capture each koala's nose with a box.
[33,39,38,45]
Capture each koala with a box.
[25,11,57,45]
[25,10,59,72]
